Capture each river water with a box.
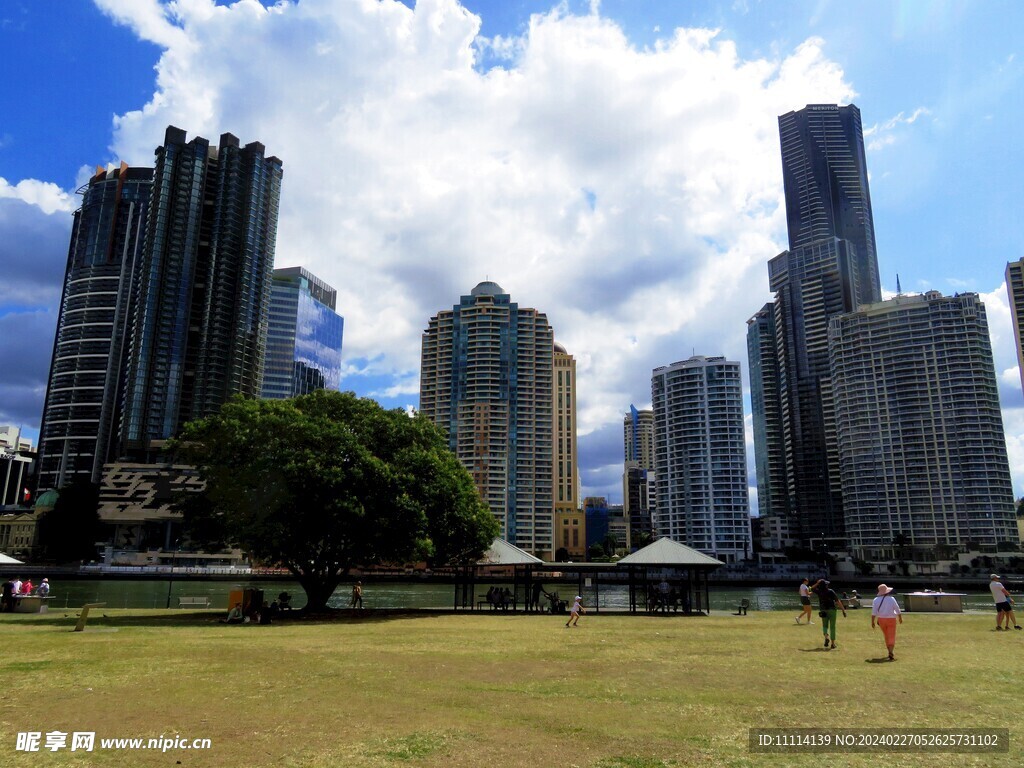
[31,580,1000,614]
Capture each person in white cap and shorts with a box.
[566,595,585,627]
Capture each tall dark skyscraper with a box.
[779,104,880,306]
[261,267,344,399]
[121,127,283,458]
[37,164,153,490]
[749,104,880,543]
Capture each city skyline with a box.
[2,1,1023,508]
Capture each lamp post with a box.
[165,538,181,609]
[820,533,830,579]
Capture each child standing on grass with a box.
[566,595,584,627]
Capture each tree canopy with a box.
[171,390,498,611]
[36,478,102,564]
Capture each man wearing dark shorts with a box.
[989,574,1021,631]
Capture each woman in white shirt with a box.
[871,584,902,661]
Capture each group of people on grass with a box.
[1,577,49,612]
[794,573,1022,661]
[222,598,281,625]
[796,577,901,659]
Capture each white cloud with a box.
[0,178,75,215]
[90,0,858,497]
[864,106,931,151]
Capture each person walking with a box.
[350,581,363,610]
[989,574,1021,630]
[565,595,585,627]
[871,584,902,661]
[795,578,813,624]
[810,579,846,650]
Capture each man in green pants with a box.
[810,579,847,649]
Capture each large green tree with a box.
[37,479,103,563]
[171,391,497,611]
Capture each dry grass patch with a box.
[0,609,1020,767]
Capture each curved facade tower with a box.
[36,164,153,490]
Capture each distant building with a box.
[1006,258,1024,394]
[36,164,153,490]
[623,406,654,468]
[746,304,787,520]
[121,126,283,460]
[624,465,655,549]
[829,292,1019,554]
[584,496,609,553]
[652,355,751,563]
[420,282,554,559]
[623,406,655,549]
[0,427,33,453]
[555,507,586,560]
[1,430,34,508]
[553,343,579,515]
[262,267,344,399]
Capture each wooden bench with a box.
[178,596,210,608]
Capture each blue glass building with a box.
[262,267,343,399]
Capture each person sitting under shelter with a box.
[221,602,244,624]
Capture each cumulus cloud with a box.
[86,0,860,498]
[0,310,58,430]
[864,106,931,151]
[0,193,71,308]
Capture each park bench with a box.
[178,596,210,608]
[733,598,750,616]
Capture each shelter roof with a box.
[0,552,24,564]
[477,538,544,566]
[617,537,724,567]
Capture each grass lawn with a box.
[0,608,1020,767]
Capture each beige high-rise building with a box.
[1006,259,1024,393]
[420,282,555,559]
[553,343,582,558]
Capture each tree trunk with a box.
[296,573,343,613]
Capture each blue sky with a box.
[2,0,1023,505]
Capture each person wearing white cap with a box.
[565,595,585,628]
[988,574,1021,631]
[871,585,902,661]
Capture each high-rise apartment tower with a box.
[652,356,751,563]
[829,292,1019,553]
[37,164,153,490]
[420,282,554,558]
[121,127,282,458]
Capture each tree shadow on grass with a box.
[16,608,477,630]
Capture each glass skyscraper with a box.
[749,104,881,543]
[37,164,153,490]
[262,267,344,399]
[121,126,283,458]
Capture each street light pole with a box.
[165,539,181,609]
